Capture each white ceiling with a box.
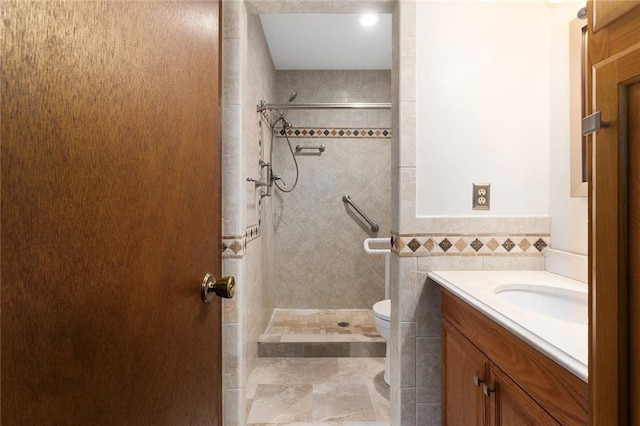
[259,14,392,70]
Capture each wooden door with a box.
[588,2,640,424]
[442,322,488,426]
[1,2,223,424]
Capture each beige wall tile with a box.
[222,259,243,324]
[222,104,243,171]
[400,387,417,425]
[246,0,333,14]
[398,257,417,322]
[416,403,441,426]
[482,255,545,270]
[415,274,442,338]
[331,0,395,14]
[222,0,243,40]
[399,0,416,37]
[417,255,483,272]
[399,101,416,168]
[223,388,244,426]
[223,323,243,389]
[399,321,416,388]
[222,170,244,236]
[416,337,441,403]
[222,38,242,105]
[397,167,417,233]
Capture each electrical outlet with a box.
[473,183,490,210]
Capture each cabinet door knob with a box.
[482,384,495,397]
[473,375,485,387]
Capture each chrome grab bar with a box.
[342,195,379,233]
[295,144,326,153]
[364,238,391,299]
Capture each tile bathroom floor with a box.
[246,357,390,425]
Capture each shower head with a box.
[288,90,297,103]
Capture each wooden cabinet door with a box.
[488,366,559,426]
[1,2,222,424]
[591,0,640,32]
[442,321,488,426]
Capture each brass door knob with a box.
[201,273,235,303]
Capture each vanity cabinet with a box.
[441,289,587,425]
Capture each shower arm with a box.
[257,101,391,113]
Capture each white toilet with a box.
[373,298,391,385]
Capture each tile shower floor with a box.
[246,357,390,425]
[265,309,379,335]
[258,309,385,358]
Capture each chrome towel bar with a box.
[342,194,379,233]
[295,144,326,153]
[257,101,391,112]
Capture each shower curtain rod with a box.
[257,101,391,112]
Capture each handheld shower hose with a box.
[270,114,299,193]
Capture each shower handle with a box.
[272,174,286,186]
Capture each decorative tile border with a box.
[246,223,260,243]
[222,224,262,259]
[391,233,550,257]
[227,228,549,259]
[222,235,245,259]
[277,127,391,139]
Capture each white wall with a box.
[549,2,588,255]
[415,1,551,216]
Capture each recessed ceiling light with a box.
[359,13,379,27]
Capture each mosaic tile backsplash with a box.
[391,232,550,257]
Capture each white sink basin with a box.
[495,284,588,324]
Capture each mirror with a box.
[569,18,588,197]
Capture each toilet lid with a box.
[373,299,391,321]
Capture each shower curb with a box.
[257,337,386,358]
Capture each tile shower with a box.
[273,70,392,309]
